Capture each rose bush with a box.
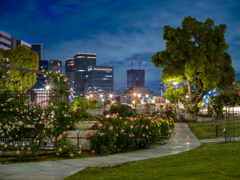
[87,113,175,155]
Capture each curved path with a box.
[0,122,201,180]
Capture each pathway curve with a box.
[0,122,201,180]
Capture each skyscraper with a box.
[127,69,145,88]
[65,58,74,90]
[74,53,96,95]
[87,65,114,96]
[159,80,164,96]
[35,60,50,89]
[50,60,62,73]
[31,44,43,60]
[0,30,11,50]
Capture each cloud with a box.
[0,0,240,92]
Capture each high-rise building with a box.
[11,38,31,49]
[31,44,43,60]
[159,80,164,96]
[50,60,62,73]
[35,60,50,89]
[74,53,96,95]
[0,30,11,50]
[65,58,74,90]
[87,65,114,96]
[127,69,145,88]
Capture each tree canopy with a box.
[152,16,235,106]
[0,45,39,91]
[164,85,187,104]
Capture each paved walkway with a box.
[200,136,240,143]
[0,122,201,180]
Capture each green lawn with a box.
[187,119,240,139]
[65,141,240,180]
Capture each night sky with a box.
[1,0,240,93]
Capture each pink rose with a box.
[27,147,31,151]
[15,144,18,147]
[78,150,81,154]
[116,134,119,136]
[98,123,102,127]
[63,131,66,135]
[84,136,87,140]
[16,151,20,155]
[9,142,12,146]
[121,130,124,133]
[79,145,82,148]
[70,154,73,157]
[109,126,113,130]
[0,151,2,154]
[56,153,59,156]
[52,138,55,142]
[145,126,148,129]
[59,148,62,152]
[114,145,116,148]
[91,150,95,154]
[68,135,71,138]
[4,145,7,148]
[130,117,133,121]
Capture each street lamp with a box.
[109,94,113,101]
[100,94,103,106]
[138,94,141,104]
[173,82,177,114]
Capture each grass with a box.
[0,143,164,165]
[65,141,240,180]
[187,119,240,139]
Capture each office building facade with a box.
[11,38,31,49]
[159,80,164,96]
[0,30,11,50]
[65,58,74,90]
[50,60,62,73]
[31,44,43,60]
[74,53,96,95]
[35,60,50,90]
[127,69,145,88]
[87,65,114,96]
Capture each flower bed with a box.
[86,109,176,155]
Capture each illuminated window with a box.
[87,56,96,59]
[94,68,112,71]
[77,56,85,58]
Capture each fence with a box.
[0,63,70,149]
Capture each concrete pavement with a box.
[0,122,201,180]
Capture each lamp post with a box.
[138,94,141,104]
[100,94,103,106]
[146,94,149,103]
[90,94,93,100]
[109,94,113,101]
[173,82,177,114]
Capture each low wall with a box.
[66,130,98,150]
[86,107,159,116]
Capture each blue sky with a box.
[1,0,240,92]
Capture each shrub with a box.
[87,114,175,155]
[106,104,136,118]
[53,131,81,157]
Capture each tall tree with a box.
[152,16,235,106]
[0,45,39,91]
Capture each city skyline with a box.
[0,0,240,93]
